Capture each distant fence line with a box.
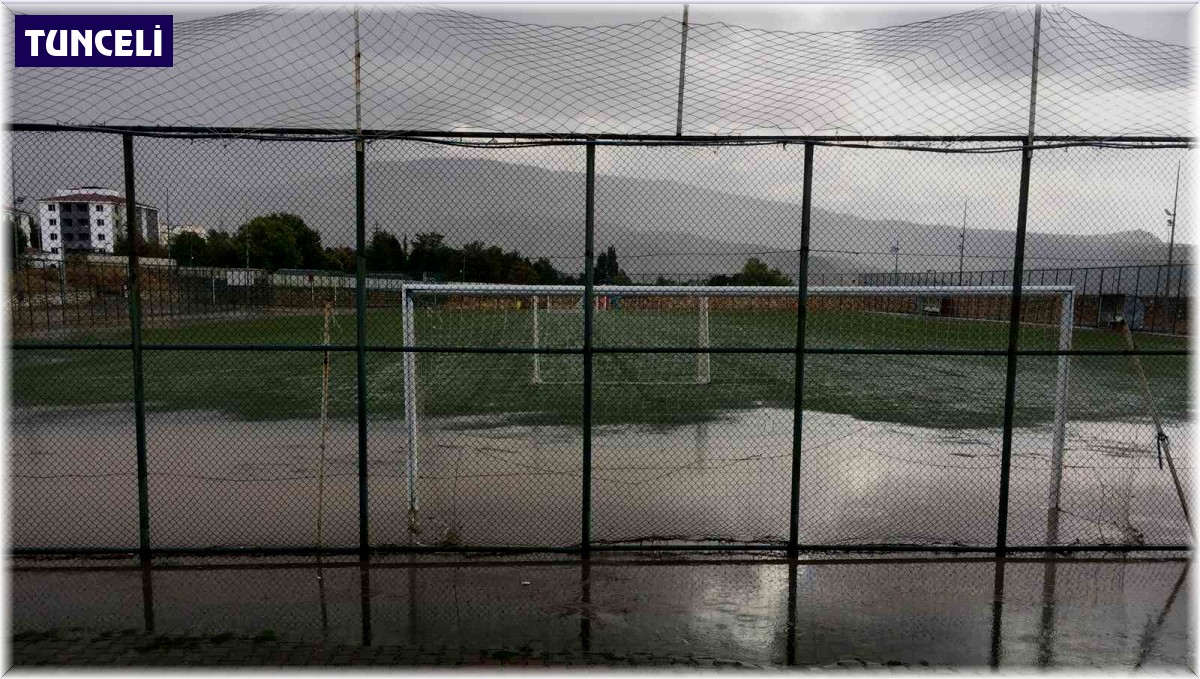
[10,257,1190,336]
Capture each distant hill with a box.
[137,156,1192,280]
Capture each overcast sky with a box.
[6,2,1194,43]
[5,3,1194,247]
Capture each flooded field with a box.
[9,554,1190,668]
[11,405,1191,550]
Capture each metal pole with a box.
[1163,161,1180,325]
[353,4,369,558]
[789,142,814,556]
[401,284,418,529]
[1044,290,1073,545]
[674,4,689,137]
[1120,321,1192,534]
[996,3,1041,558]
[581,143,596,555]
[1134,265,1142,329]
[123,133,151,562]
[1173,264,1184,335]
[959,199,967,286]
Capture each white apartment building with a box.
[37,187,159,257]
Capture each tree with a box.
[204,230,241,267]
[594,245,630,285]
[113,224,168,259]
[706,258,790,286]
[172,232,206,266]
[8,216,28,262]
[735,257,791,286]
[233,213,320,271]
[323,246,355,273]
[408,232,453,277]
[365,230,405,272]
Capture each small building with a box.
[36,187,159,258]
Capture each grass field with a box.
[10,306,1190,428]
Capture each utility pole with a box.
[959,199,968,286]
[1162,161,1181,323]
[889,239,900,285]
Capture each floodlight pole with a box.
[1162,161,1180,325]
[959,200,967,286]
[997,4,1042,558]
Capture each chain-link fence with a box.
[9,132,1190,555]
[7,3,1193,556]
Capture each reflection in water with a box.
[140,566,154,634]
[990,560,1004,668]
[317,557,329,641]
[360,562,372,647]
[15,555,1191,668]
[1037,560,1056,667]
[1135,561,1189,669]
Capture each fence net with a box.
[8,5,1191,138]
[7,129,1191,553]
[5,2,1193,554]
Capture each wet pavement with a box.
[9,553,1191,668]
[11,406,1192,549]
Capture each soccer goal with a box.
[396,282,1075,529]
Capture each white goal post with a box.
[397,282,1074,537]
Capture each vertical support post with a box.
[789,142,814,556]
[531,295,542,384]
[1045,291,1073,544]
[401,285,418,523]
[581,143,596,555]
[355,141,368,556]
[997,4,1041,558]
[123,133,151,561]
[353,4,369,558]
[696,295,710,384]
[1096,267,1105,327]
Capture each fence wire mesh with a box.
[9,5,1190,138]
[5,0,1194,555]
[7,130,1192,554]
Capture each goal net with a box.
[401,282,1074,384]
[398,282,1076,530]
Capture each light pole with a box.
[1163,161,1181,325]
[889,240,900,285]
[958,199,967,286]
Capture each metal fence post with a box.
[581,143,596,555]
[789,142,814,556]
[123,133,151,561]
[997,4,1041,558]
[355,137,369,557]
